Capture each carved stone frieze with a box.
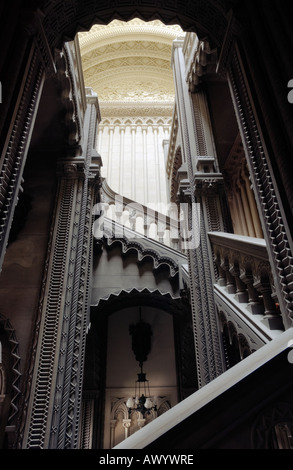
[99,218,184,279]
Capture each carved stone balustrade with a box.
[209,232,285,335]
[100,179,182,251]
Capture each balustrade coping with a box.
[99,216,188,261]
[208,232,267,260]
[214,284,282,343]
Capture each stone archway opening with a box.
[39,1,229,53]
[82,289,197,448]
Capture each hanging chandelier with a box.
[126,307,157,418]
[126,364,157,418]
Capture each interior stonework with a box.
[0,0,293,452]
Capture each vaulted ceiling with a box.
[78,19,185,106]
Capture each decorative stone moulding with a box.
[97,218,184,279]
[196,156,216,173]
[185,38,218,91]
[55,44,85,153]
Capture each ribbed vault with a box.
[78,19,184,104]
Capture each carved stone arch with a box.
[227,321,238,346]
[85,287,194,447]
[36,1,229,53]
[260,262,274,288]
[217,311,235,370]
[218,310,228,332]
[238,333,252,360]
[251,402,293,449]
[157,398,171,416]
[255,260,272,280]
[92,287,186,318]
[111,398,129,421]
[146,118,154,126]
[242,255,255,274]
[224,320,241,367]
[102,234,179,278]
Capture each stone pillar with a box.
[22,92,102,449]
[240,270,264,316]
[153,127,160,203]
[110,420,116,448]
[122,419,131,440]
[97,126,103,156]
[119,126,125,195]
[142,125,148,203]
[131,125,136,199]
[171,40,224,387]
[107,125,114,183]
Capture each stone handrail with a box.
[208,232,285,334]
[99,179,185,251]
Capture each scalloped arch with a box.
[91,287,187,319]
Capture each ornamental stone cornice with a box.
[96,217,186,279]
[81,41,172,69]
[78,19,184,54]
[98,101,174,117]
[83,64,173,85]
[83,57,171,77]
[88,73,175,103]
[98,109,173,123]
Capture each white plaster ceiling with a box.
[78,19,185,104]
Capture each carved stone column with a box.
[220,256,236,295]
[253,273,283,331]
[107,125,114,183]
[119,126,125,195]
[172,41,225,387]
[240,270,264,315]
[22,92,102,449]
[229,263,248,303]
[110,419,116,448]
[122,419,131,439]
